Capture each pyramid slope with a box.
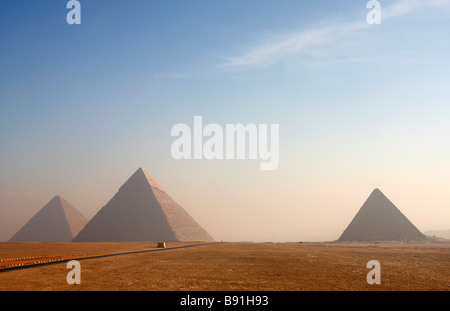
[9,196,88,242]
[338,189,426,242]
[73,168,214,242]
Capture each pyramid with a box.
[73,168,214,242]
[9,196,88,242]
[338,188,426,242]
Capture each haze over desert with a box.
[1,241,449,291]
[1,1,449,300]
[1,169,448,292]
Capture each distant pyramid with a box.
[338,189,426,242]
[73,168,214,242]
[9,196,88,242]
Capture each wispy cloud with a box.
[219,21,365,68]
[219,0,450,69]
[383,0,450,19]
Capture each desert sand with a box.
[0,241,448,291]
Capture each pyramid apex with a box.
[121,167,164,192]
[9,195,88,242]
[337,188,425,242]
[370,188,385,197]
[134,167,150,177]
[49,195,65,204]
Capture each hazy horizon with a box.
[1,0,450,242]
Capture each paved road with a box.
[0,242,220,273]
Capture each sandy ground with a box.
[0,241,449,291]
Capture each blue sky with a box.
[1,0,450,242]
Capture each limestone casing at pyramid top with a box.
[118,167,165,193]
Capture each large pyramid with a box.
[338,188,426,242]
[9,196,88,242]
[73,168,214,242]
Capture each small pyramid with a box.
[9,196,88,242]
[73,168,214,242]
[338,189,426,242]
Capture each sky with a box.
[1,0,449,242]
